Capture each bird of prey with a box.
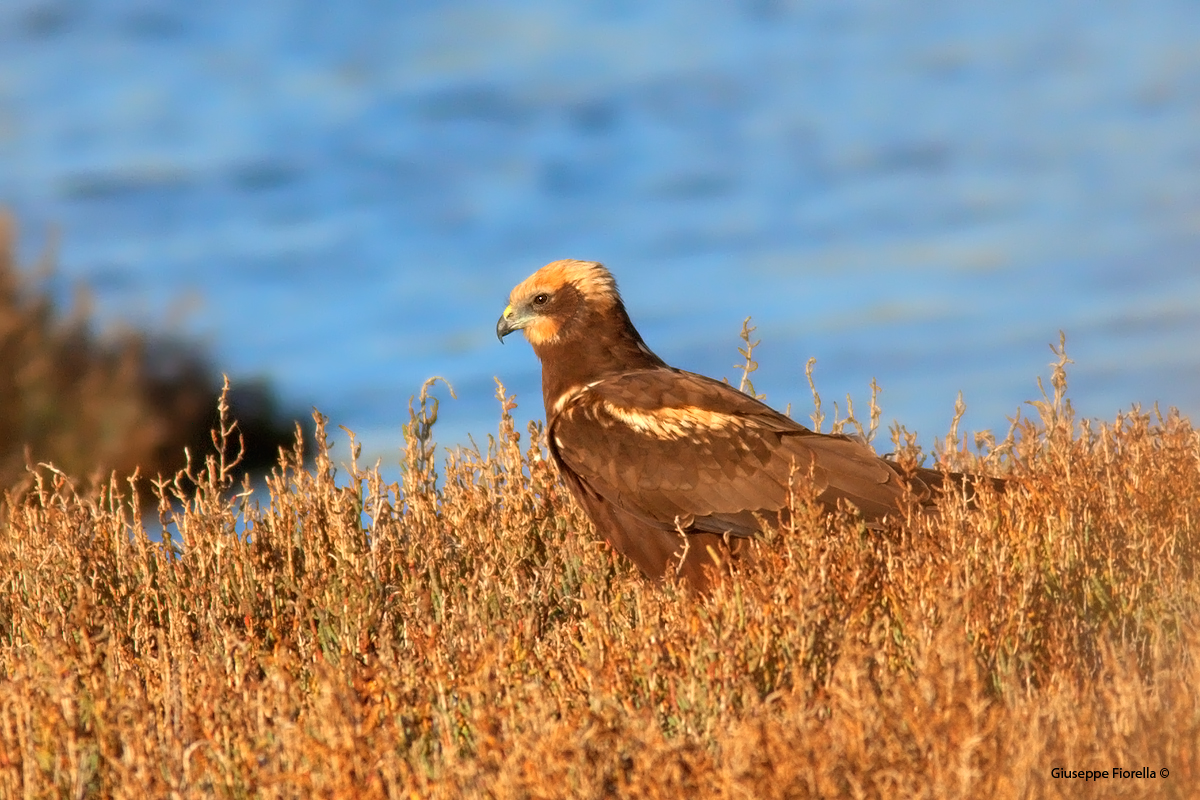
[497,259,992,591]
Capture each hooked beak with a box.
[496,304,524,342]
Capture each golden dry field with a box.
[0,352,1195,800]
[1,317,1197,797]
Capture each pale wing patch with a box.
[597,402,753,441]
[551,385,584,418]
[550,379,605,418]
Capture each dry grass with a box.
[1,334,1197,799]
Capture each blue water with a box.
[3,1,1199,472]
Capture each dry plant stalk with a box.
[0,337,1197,799]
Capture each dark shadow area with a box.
[0,211,303,495]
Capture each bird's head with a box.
[496,259,620,347]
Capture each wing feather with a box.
[549,368,907,538]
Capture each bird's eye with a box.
[532,293,549,306]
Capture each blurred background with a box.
[2,0,1199,475]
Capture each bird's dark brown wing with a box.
[548,369,911,537]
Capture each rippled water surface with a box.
[3,1,1199,467]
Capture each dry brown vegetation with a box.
[0,211,296,491]
[1,330,1198,798]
